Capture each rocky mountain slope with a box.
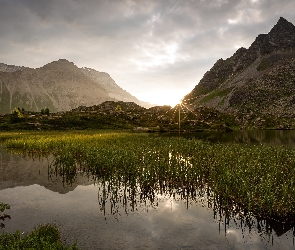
[184,17,295,124]
[0,59,112,114]
[80,67,152,108]
[0,59,150,114]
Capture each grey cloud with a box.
[0,0,295,105]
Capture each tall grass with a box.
[1,131,295,223]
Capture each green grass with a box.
[1,130,295,223]
[0,224,79,250]
[199,87,232,104]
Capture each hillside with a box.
[0,100,236,131]
[80,67,152,108]
[184,17,295,128]
[0,59,151,114]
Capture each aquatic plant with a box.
[0,202,10,229]
[1,131,295,223]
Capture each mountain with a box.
[0,59,151,114]
[0,63,29,72]
[184,17,295,125]
[80,67,153,108]
[0,59,112,114]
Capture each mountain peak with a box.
[275,17,294,28]
[40,59,78,71]
[269,17,295,36]
[249,17,295,55]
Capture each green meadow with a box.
[1,130,295,224]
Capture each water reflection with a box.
[48,152,295,249]
[0,202,10,229]
[161,129,295,147]
[94,177,295,247]
[0,146,93,194]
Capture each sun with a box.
[164,97,182,107]
[136,88,190,108]
[158,89,189,107]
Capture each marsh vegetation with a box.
[1,130,295,225]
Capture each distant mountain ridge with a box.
[0,63,29,72]
[0,59,151,114]
[184,17,295,124]
[80,67,151,107]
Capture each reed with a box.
[1,130,295,223]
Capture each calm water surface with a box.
[163,129,295,147]
[1,130,295,249]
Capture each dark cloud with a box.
[0,0,295,105]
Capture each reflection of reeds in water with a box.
[0,202,10,229]
[2,131,295,226]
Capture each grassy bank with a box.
[1,130,295,223]
[0,224,78,250]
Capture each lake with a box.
[161,129,295,147]
[1,130,295,249]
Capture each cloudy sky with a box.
[1,0,295,106]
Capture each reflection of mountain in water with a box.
[0,147,93,194]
